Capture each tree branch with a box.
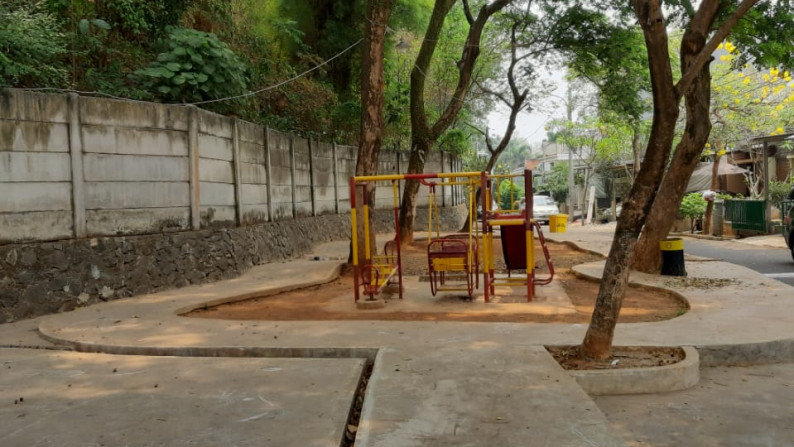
[430,0,512,139]
[675,0,763,97]
[462,0,475,25]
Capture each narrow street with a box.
[683,238,794,287]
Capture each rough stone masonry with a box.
[0,206,466,323]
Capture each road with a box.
[683,238,794,287]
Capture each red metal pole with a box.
[481,172,490,303]
[525,169,534,301]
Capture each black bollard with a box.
[660,237,686,276]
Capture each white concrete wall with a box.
[312,141,336,215]
[336,145,357,213]
[0,90,462,242]
[238,120,268,223]
[0,91,73,240]
[268,129,293,221]
[293,137,312,217]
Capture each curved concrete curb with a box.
[569,346,699,396]
[570,265,691,311]
[172,261,345,315]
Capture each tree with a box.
[565,24,651,180]
[679,192,707,232]
[545,162,570,203]
[133,27,249,106]
[396,0,511,246]
[457,6,538,231]
[702,51,794,232]
[0,2,68,88]
[352,0,397,264]
[633,6,794,273]
[582,0,765,360]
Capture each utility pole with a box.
[564,88,575,222]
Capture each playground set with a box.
[349,169,557,304]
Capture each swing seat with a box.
[361,240,400,298]
[427,237,478,297]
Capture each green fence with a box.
[725,199,767,232]
[782,200,794,235]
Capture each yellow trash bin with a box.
[549,214,568,233]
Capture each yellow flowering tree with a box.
[710,42,794,199]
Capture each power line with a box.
[21,38,364,107]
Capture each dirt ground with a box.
[187,240,688,325]
[547,345,685,370]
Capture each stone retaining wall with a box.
[0,205,467,323]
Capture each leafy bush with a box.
[133,27,248,104]
[546,163,570,203]
[498,180,524,210]
[0,2,68,88]
[679,193,707,233]
[768,180,792,206]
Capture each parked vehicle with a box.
[784,186,794,262]
[518,195,559,225]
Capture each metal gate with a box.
[725,199,766,232]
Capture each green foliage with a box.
[498,179,524,211]
[769,180,792,206]
[496,141,534,173]
[680,192,707,232]
[0,2,68,88]
[546,163,570,203]
[133,27,248,103]
[437,129,472,155]
[729,1,794,71]
[566,22,650,122]
[100,0,186,37]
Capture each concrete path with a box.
[0,349,362,447]
[2,225,793,446]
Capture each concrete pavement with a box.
[2,225,794,446]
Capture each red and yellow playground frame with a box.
[350,169,553,304]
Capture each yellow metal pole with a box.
[434,189,440,238]
[363,204,371,263]
[427,189,433,244]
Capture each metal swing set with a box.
[349,169,553,304]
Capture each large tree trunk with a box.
[631,12,714,273]
[581,0,680,360]
[352,0,396,263]
[397,0,510,245]
[631,122,642,180]
[398,139,433,245]
[582,0,760,360]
